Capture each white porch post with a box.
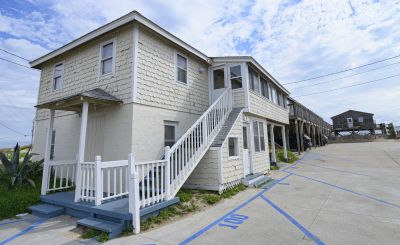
[270,124,276,164]
[41,109,55,195]
[128,153,140,234]
[94,155,102,206]
[281,126,288,162]
[74,101,89,202]
[164,146,171,200]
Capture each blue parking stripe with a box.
[284,170,400,209]
[259,195,325,245]
[179,173,293,244]
[307,163,370,177]
[0,219,33,227]
[0,218,47,245]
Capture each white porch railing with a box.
[168,88,232,197]
[43,160,77,193]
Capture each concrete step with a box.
[77,217,124,239]
[253,176,272,188]
[29,203,64,218]
[242,173,264,186]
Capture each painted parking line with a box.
[259,195,325,245]
[283,170,400,209]
[306,163,370,177]
[0,218,35,227]
[0,218,47,245]
[179,173,293,244]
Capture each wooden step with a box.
[77,217,124,239]
[29,203,64,218]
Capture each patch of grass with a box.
[0,179,41,220]
[81,228,109,242]
[220,184,246,199]
[177,189,193,202]
[271,165,280,170]
[202,194,221,205]
[276,148,299,163]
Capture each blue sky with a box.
[0,0,400,148]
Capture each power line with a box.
[0,121,29,136]
[289,61,400,90]
[0,48,30,61]
[0,57,32,69]
[284,54,400,85]
[293,74,400,98]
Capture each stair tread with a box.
[252,176,271,187]
[29,204,64,215]
[211,108,243,147]
[77,217,124,233]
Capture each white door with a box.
[85,115,105,161]
[211,66,226,102]
[347,117,353,128]
[243,125,251,176]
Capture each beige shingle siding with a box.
[232,89,246,108]
[221,113,244,184]
[136,27,209,114]
[36,24,134,121]
[249,91,289,124]
[186,149,219,186]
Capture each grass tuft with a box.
[81,228,109,242]
[276,148,299,163]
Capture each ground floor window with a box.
[253,121,265,152]
[50,130,56,160]
[164,122,177,147]
[228,137,239,158]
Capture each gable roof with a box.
[30,11,210,68]
[331,110,374,119]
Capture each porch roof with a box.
[35,88,122,111]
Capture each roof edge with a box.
[30,11,210,68]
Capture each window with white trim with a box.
[230,65,242,89]
[176,54,188,84]
[271,86,277,104]
[260,77,269,99]
[249,67,260,92]
[228,137,239,158]
[50,130,56,160]
[358,117,364,123]
[53,63,63,91]
[253,121,265,152]
[164,122,177,147]
[100,41,114,76]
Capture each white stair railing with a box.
[43,160,77,193]
[167,88,232,197]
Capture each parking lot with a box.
[1,141,400,244]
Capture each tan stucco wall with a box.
[32,104,133,162]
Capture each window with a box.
[271,86,277,104]
[230,65,242,89]
[358,117,364,123]
[213,68,225,89]
[100,41,114,76]
[242,127,248,149]
[253,121,265,152]
[260,77,269,99]
[164,123,176,147]
[249,67,260,92]
[277,92,282,106]
[50,130,56,160]
[253,122,260,152]
[228,137,239,158]
[176,54,188,84]
[283,95,287,108]
[259,122,265,151]
[53,63,63,91]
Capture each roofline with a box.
[331,110,374,119]
[30,11,210,68]
[211,56,290,95]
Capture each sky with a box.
[0,0,399,148]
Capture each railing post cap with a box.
[95,155,101,161]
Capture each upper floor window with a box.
[249,67,260,92]
[100,41,115,76]
[277,92,282,106]
[271,86,278,104]
[230,65,242,89]
[260,77,269,99]
[53,63,63,91]
[176,53,188,84]
[283,95,287,109]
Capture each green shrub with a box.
[276,148,299,163]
